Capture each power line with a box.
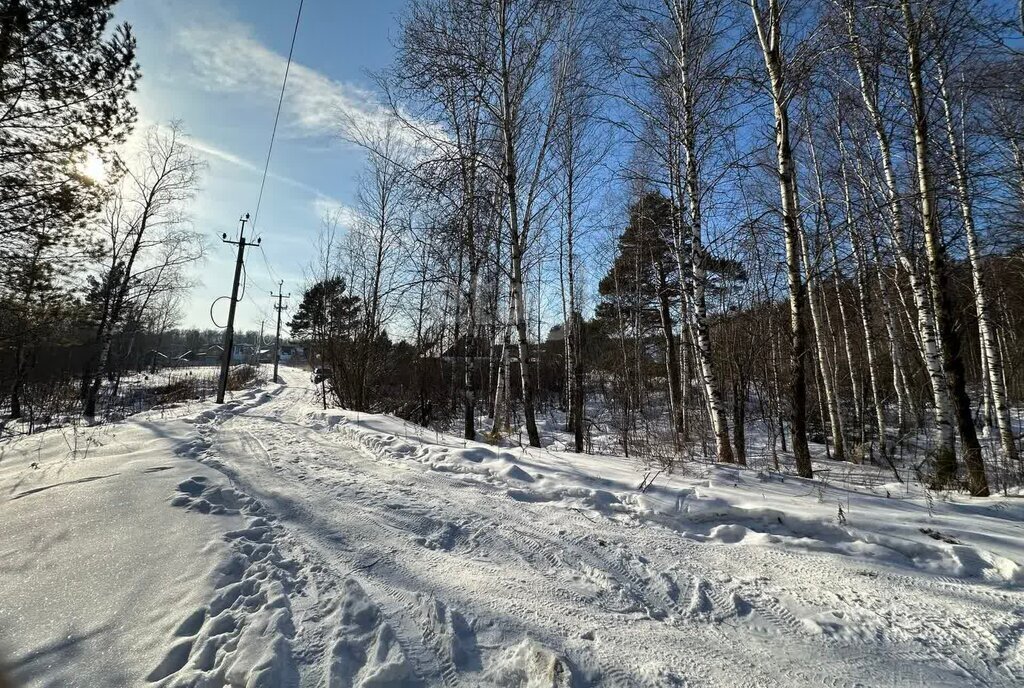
[238,259,248,303]
[258,243,282,285]
[210,296,231,329]
[252,0,305,234]
[216,0,302,355]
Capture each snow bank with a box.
[318,409,1024,588]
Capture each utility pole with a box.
[254,319,266,365]
[217,213,261,404]
[271,280,290,384]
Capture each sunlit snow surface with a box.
[1,366,1022,687]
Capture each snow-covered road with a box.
[3,367,1023,687]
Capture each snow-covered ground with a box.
[1,366,1022,687]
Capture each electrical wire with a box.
[222,0,301,337]
[237,260,248,303]
[251,0,305,234]
[210,296,231,328]
[258,244,282,286]
[246,285,274,325]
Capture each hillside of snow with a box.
[1,366,1022,687]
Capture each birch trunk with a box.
[937,65,1018,465]
[808,129,862,433]
[558,215,572,426]
[800,218,846,461]
[829,239,861,435]
[678,310,691,442]
[901,0,988,495]
[667,0,733,462]
[870,233,913,433]
[492,295,515,436]
[845,5,955,460]
[566,205,584,452]
[496,0,541,447]
[464,249,478,441]
[751,0,812,477]
[839,139,897,475]
[656,266,683,442]
[979,342,994,434]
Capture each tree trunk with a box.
[902,0,988,495]
[839,139,898,477]
[870,233,914,434]
[937,65,1018,466]
[668,7,734,462]
[566,186,584,453]
[678,311,691,443]
[492,295,515,436]
[656,269,683,440]
[9,341,24,420]
[497,0,540,447]
[809,128,862,437]
[846,9,955,462]
[463,266,478,442]
[751,0,813,478]
[463,214,479,442]
[800,218,845,461]
[732,375,747,466]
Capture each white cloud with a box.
[178,23,416,146]
[312,195,362,229]
[185,136,260,173]
[185,135,322,196]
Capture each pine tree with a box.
[0,0,138,241]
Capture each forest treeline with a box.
[293,0,1024,497]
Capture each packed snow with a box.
[1,366,1022,687]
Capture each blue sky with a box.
[113,0,408,332]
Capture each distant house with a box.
[199,344,246,364]
[201,345,224,364]
[232,344,259,364]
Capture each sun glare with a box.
[80,152,106,184]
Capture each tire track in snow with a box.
[354,572,459,688]
[198,390,473,687]
[322,418,808,683]
[332,421,1014,685]
[172,373,1024,687]
[341,436,779,684]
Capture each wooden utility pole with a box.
[217,213,261,404]
[254,320,266,365]
[271,281,290,384]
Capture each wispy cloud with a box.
[185,135,324,196]
[178,23,404,144]
[185,137,260,173]
[313,195,362,228]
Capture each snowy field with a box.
[1,366,1022,687]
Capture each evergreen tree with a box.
[596,191,679,334]
[289,277,362,345]
[0,0,139,241]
